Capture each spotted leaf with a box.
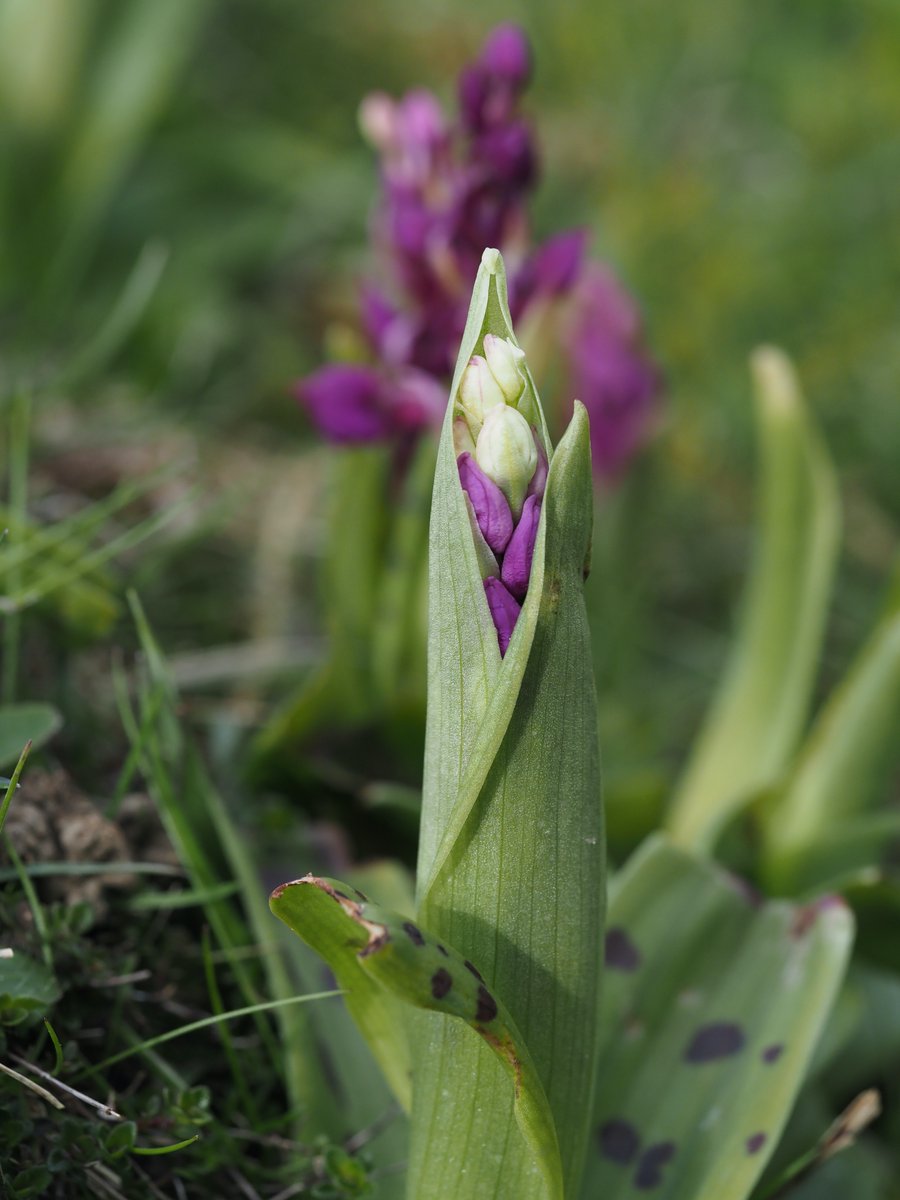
[270,874,563,1199]
[582,837,853,1200]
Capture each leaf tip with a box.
[481,246,502,274]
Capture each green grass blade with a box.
[667,348,840,852]
[582,836,853,1199]
[90,990,340,1074]
[762,593,900,893]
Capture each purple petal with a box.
[458,65,490,132]
[360,284,398,355]
[501,496,541,599]
[457,452,514,553]
[472,121,537,188]
[390,369,446,433]
[511,229,587,317]
[564,263,662,477]
[296,365,390,443]
[484,576,521,655]
[480,25,531,88]
[573,339,660,477]
[458,26,531,133]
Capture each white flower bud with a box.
[452,415,477,458]
[458,354,507,436]
[483,334,527,404]
[475,403,537,518]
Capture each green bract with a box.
[412,249,603,1198]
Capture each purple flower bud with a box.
[464,495,500,579]
[457,452,514,554]
[484,576,521,656]
[501,495,541,599]
[297,365,390,443]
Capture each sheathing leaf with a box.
[582,837,853,1200]
[412,251,603,1199]
[667,348,840,852]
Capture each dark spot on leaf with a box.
[762,1043,784,1064]
[402,921,425,947]
[746,1132,767,1155]
[464,959,484,982]
[634,1142,676,1189]
[790,904,819,938]
[321,965,338,991]
[431,968,452,1000]
[436,944,449,957]
[685,1022,745,1063]
[476,986,498,1023]
[605,928,641,971]
[353,888,368,902]
[790,895,844,937]
[597,1118,640,1165]
[547,574,562,609]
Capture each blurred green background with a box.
[2,0,899,844]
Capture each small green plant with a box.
[271,252,863,1199]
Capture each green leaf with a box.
[667,347,840,852]
[270,873,562,1198]
[761,592,900,894]
[582,836,853,1200]
[413,249,603,1199]
[0,951,60,1025]
[0,704,62,769]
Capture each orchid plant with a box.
[253,27,659,785]
[268,252,882,1200]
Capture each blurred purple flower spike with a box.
[566,265,661,477]
[296,23,661,481]
[459,24,531,132]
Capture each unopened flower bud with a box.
[464,495,500,580]
[483,334,527,403]
[501,495,540,599]
[475,404,537,518]
[458,354,506,436]
[453,415,477,458]
[483,577,521,656]
[457,452,514,554]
